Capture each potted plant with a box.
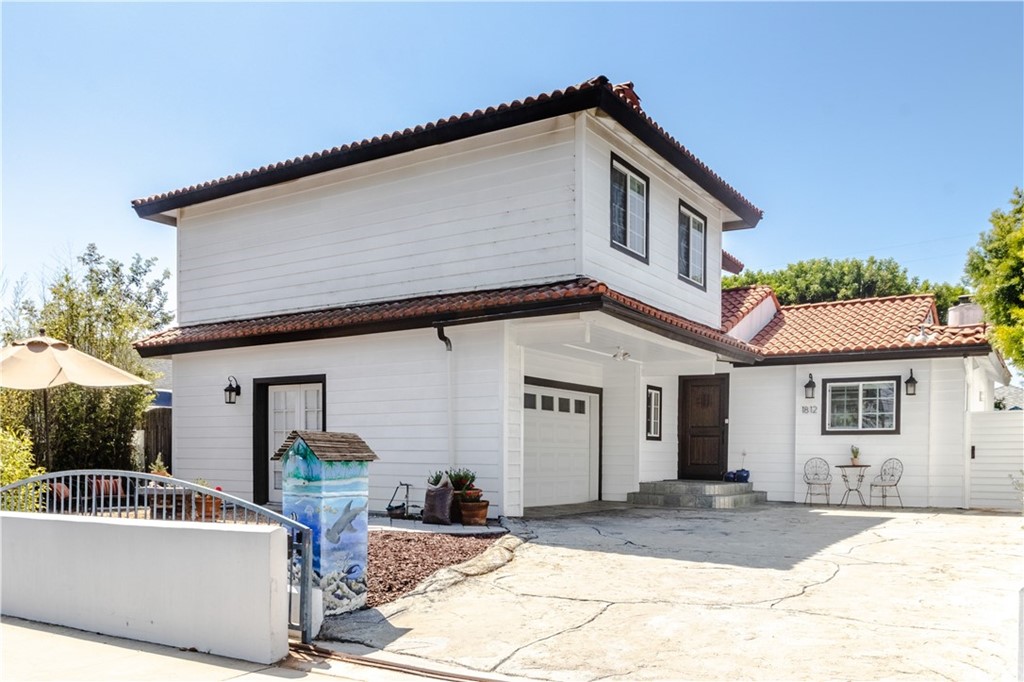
[447,468,476,524]
[192,478,223,521]
[459,483,488,525]
[850,445,861,466]
[148,455,170,477]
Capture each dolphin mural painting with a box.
[325,500,366,544]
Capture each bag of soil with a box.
[422,473,454,525]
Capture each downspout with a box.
[435,324,455,468]
[962,356,972,509]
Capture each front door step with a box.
[626,480,768,509]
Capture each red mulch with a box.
[366,530,498,608]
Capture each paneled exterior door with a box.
[267,384,323,503]
[678,375,729,480]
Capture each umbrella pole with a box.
[43,389,52,471]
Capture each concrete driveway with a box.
[323,504,1022,681]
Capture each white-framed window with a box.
[646,385,662,440]
[678,200,706,287]
[822,377,901,434]
[610,154,649,261]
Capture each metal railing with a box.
[0,470,314,643]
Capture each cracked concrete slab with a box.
[321,504,1023,680]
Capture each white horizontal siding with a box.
[602,362,641,501]
[170,324,508,516]
[503,329,524,516]
[969,411,1024,511]
[728,366,796,501]
[727,358,971,508]
[176,117,578,325]
[579,115,724,328]
[639,374,677,482]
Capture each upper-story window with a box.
[610,154,649,262]
[678,200,706,288]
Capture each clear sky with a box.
[3,2,1022,317]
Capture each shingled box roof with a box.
[272,431,378,462]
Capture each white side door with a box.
[268,383,323,503]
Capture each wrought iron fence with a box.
[0,470,314,643]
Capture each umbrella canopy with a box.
[0,334,149,389]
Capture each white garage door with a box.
[523,385,599,507]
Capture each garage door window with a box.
[524,393,537,409]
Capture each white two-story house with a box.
[133,76,1017,514]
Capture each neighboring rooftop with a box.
[995,384,1023,410]
[132,76,763,229]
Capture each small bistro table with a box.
[834,465,872,507]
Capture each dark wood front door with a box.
[678,375,729,480]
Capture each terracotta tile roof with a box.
[721,250,744,275]
[721,285,778,333]
[132,76,762,227]
[749,294,990,357]
[134,278,758,359]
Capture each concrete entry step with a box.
[627,480,769,509]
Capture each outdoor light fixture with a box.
[804,373,816,399]
[905,369,918,396]
[224,376,241,404]
[612,347,631,362]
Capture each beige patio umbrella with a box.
[0,333,150,467]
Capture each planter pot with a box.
[851,458,860,466]
[195,494,222,521]
[459,500,489,526]
[462,489,483,503]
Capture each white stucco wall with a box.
[0,513,288,664]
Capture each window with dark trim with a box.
[524,393,537,409]
[821,376,901,435]
[646,385,662,440]
[610,154,649,262]
[678,199,707,288]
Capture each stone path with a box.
[322,504,1023,681]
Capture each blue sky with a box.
[3,2,1022,316]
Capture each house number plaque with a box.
[801,406,818,414]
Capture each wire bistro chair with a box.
[870,457,904,508]
[804,457,832,505]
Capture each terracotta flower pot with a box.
[459,500,489,526]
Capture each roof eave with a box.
[748,344,994,366]
[133,83,762,229]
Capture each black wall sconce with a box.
[224,376,242,404]
[905,369,918,396]
[804,373,816,399]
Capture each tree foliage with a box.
[965,188,1024,368]
[0,427,43,487]
[722,256,968,323]
[0,244,172,471]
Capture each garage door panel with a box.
[524,385,599,507]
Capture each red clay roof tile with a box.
[132,77,763,224]
[134,278,757,358]
[749,294,990,357]
[721,285,779,333]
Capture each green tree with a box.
[965,188,1024,368]
[1,244,172,470]
[723,256,968,323]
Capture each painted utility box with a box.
[272,430,378,617]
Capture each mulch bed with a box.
[366,530,498,608]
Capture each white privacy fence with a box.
[969,411,1024,512]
